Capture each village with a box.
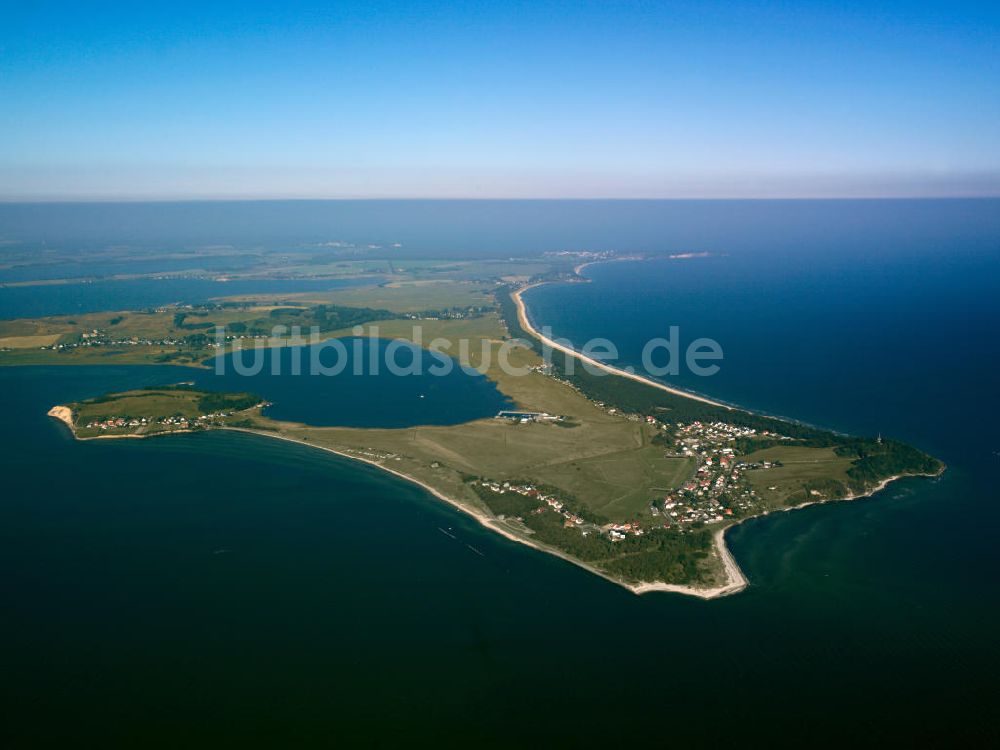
[40,329,196,351]
[36,326,304,354]
[402,304,492,321]
[471,418,794,543]
[472,478,598,534]
[651,420,781,525]
[82,411,236,433]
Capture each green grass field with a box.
[75,390,205,421]
[229,280,496,313]
[743,445,855,507]
[529,447,695,521]
[70,389,262,437]
[30,271,941,588]
[0,305,283,343]
[0,334,62,348]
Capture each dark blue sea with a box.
[1,200,997,745]
[201,339,512,427]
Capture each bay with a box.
[2,199,998,745]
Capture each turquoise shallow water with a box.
[2,200,999,744]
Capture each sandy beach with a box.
[218,427,720,597]
[46,407,196,441]
[42,279,940,600]
[512,283,732,409]
[226,425,936,599]
[630,527,748,597]
[46,403,744,598]
[508,279,942,595]
[44,408,928,600]
[46,405,74,429]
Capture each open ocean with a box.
[1,200,998,745]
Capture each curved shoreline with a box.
[46,405,74,429]
[509,278,944,596]
[45,404,744,599]
[512,282,732,410]
[218,428,717,596]
[237,428,933,599]
[512,279,752,593]
[47,405,931,600]
[43,277,940,600]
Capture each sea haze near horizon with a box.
[1,198,997,257]
[1,199,998,745]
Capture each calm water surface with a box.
[200,339,512,427]
[2,200,998,745]
[0,277,374,319]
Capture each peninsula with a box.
[39,258,945,599]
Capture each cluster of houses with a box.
[646,420,791,523]
[475,479,590,531]
[607,522,644,540]
[476,478,660,542]
[494,410,565,424]
[84,416,149,430]
[403,305,491,321]
[194,412,234,423]
[478,409,799,537]
[84,414,190,431]
[343,447,400,462]
[671,420,788,455]
[41,329,320,353]
[541,250,617,262]
[525,362,554,376]
[39,323,284,353]
[83,411,235,433]
[216,333,294,344]
[42,329,193,351]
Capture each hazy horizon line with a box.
[2,194,999,204]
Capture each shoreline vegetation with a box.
[41,258,945,599]
[512,282,730,410]
[504,272,942,594]
[50,410,750,598]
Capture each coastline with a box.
[46,407,196,441]
[46,405,74,429]
[45,406,932,600]
[508,275,941,595]
[45,403,745,599]
[44,402,935,600]
[42,275,942,600]
[512,282,732,410]
[572,254,644,276]
[219,427,732,598]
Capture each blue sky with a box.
[1,0,998,199]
